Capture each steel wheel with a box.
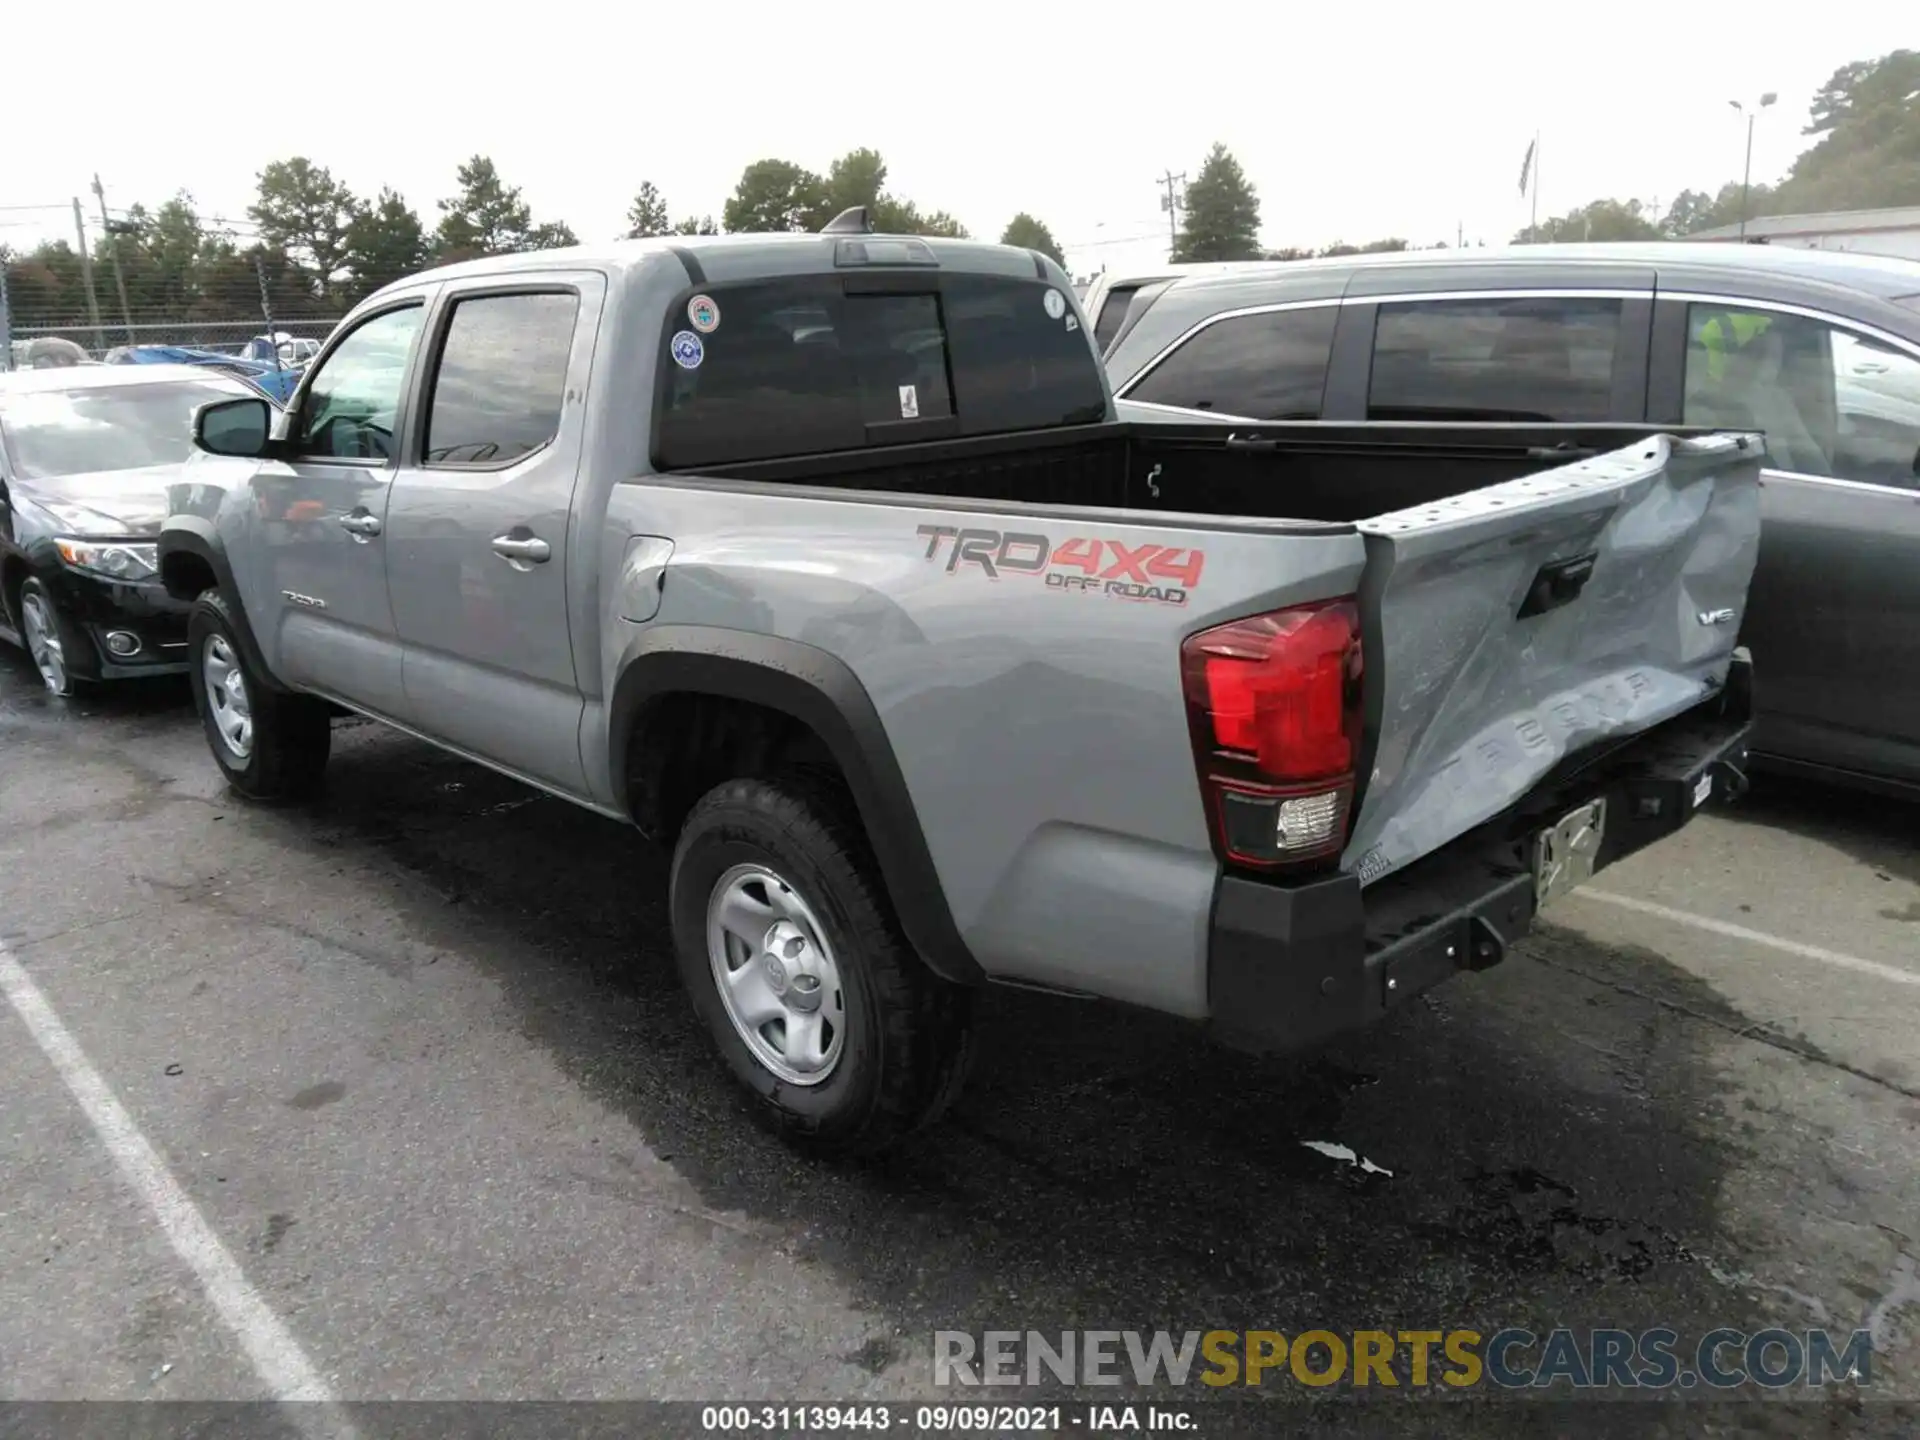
[706,862,846,1086]
[19,584,69,695]
[202,634,254,760]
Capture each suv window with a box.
[425,292,580,465]
[1125,306,1336,419]
[1368,296,1623,422]
[294,305,423,460]
[1092,284,1145,354]
[1683,303,1920,490]
[656,274,1105,470]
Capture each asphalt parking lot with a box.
[2,648,1918,1435]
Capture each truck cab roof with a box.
[373,232,1066,303]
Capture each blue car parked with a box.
[106,345,303,404]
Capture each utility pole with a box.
[70,198,107,353]
[1730,93,1777,240]
[91,174,135,345]
[1530,133,1540,235]
[1157,170,1186,257]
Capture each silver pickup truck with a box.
[158,217,1763,1154]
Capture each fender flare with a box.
[155,523,290,694]
[609,627,986,986]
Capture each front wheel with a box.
[669,776,974,1155]
[188,590,332,800]
[17,577,88,697]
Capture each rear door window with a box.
[656,274,1105,470]
[1368,296,1624,421]
[1124,306,1336,419]
[424,291,580,466]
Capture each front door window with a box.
[1683,304,1920,490]
[293,306,424,462]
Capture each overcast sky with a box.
[2,3,1909,285]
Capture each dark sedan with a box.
[0,365,269,695]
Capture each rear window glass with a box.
[1091,284,1144,354]
[656,274,1105,470]
[1126,306,1336,419]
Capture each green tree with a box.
[195,239,313,324]
[344,188,427,298]
[820,148,888,220]
[112,194,221,320]
[1173,144,1263,261]
[526,220,579,250]
[625,182,672,238]
[1515,197,1664,244]
[871,198,969,238]
[248,158,360,302]
[1000,213,1066,265]
[434,155,572,259]
[723,159,828,233]
[1775,49,1920,212]
[673,215,719,235]
[723,150,968,236]
[1,241,90,328]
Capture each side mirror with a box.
[193,396,273,458]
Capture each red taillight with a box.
[1180,598,1364,871]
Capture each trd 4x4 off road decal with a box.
[914,524,1204,606]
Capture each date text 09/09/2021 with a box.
[700,1405,1191,1432]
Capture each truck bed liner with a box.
[669,421,1725,526]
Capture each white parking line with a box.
[0,939,339,1404]
[1580,889,1920,989]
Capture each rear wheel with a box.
[669,775,973,1155]
[188,590,332,800]
[18,578,87,697]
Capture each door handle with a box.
[339,512,382,539]
[491,533,552,565]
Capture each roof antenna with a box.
[820,206,874,235]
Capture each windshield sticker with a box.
[1043,288,1066,320]
[669,331,705,370]
[687,295,720,333]
[899,384,919,419]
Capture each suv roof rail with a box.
[820,206,874,235]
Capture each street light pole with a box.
[1729,93,1778,240]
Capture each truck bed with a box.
[667,420,1725,526]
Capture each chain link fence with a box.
[2,257,343,371]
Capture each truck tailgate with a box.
[1342,432,1763,887]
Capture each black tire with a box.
[670,774,974,1156]
[187,589,332,800]
[16,576,92,698]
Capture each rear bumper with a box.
[1206,651,1755,1054]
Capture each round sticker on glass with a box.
[1043,288,1067,320]
[669,330,705,370]
[687,294,721,333]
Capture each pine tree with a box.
[1173,144,1263,262]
